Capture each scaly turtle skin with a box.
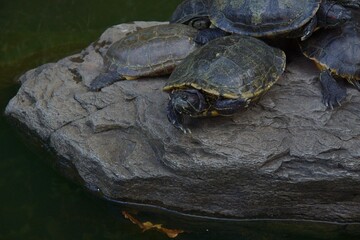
[89,24,198,91]
[170,0,211,30]
[195,0,352,44]
[335,0,360,8]
[163,35,286,133]
[299,10,360,108]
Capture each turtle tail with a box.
[89,70,122,91]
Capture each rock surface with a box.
[5,21,360,222]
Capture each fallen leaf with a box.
[122,211,143,227]
[122,211,184,238]
[158,226,184,238]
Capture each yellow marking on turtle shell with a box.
[303,52,360,81]
[240,92,256,99]
[189,83,203,90]
[189,83,243,99]
[249,1,266,25]
[196,86,220,96]
[162,85,173,91]
[163,83,190,91]
[201,110,220,117]
[124,75,140,80]
[222,92,240,99]
[209,111,220,117]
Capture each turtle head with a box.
[188,17,211,30]
[170,89,207,117]
[319,1,352,27]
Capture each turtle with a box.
[335,0,360,9]
[89,24,198,91]
[299,9,360,108]
[170,0,211,30]
[192,0,352,44]
[163,35,286,133]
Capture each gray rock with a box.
[5,21,360,222]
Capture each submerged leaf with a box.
[122,211,184,238]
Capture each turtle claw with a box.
[322,90,345,109]
[180,126,192,134]
[320,70,347,109]
[337,99,342,107]
[171,120,191,134]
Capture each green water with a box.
[1,0,360,239]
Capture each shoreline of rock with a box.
[5,21,360,223]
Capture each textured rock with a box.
[5,21,360,222]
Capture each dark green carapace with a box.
[191,0,351,44]
[300,10,360,108]
[210,0,321,37]
[164,35,286,133]
[90,24,198,91]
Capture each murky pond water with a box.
[1,0,360,239]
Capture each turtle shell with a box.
[209,0,321,37]
[163,35,286,101]
[170,0,210,24]
[104,24,198,78]
[299,12,360,80]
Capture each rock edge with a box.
[5,21,360,222]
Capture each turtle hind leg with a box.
[213,98,249,116]
[89,70,122,91]
[319,70,347,109]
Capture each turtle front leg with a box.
[166,89,209,133]
[195,28,229,45]
[319,70,347,108]
[167,91,251,131]
[213,98,250,116]
[166,100,190,134]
